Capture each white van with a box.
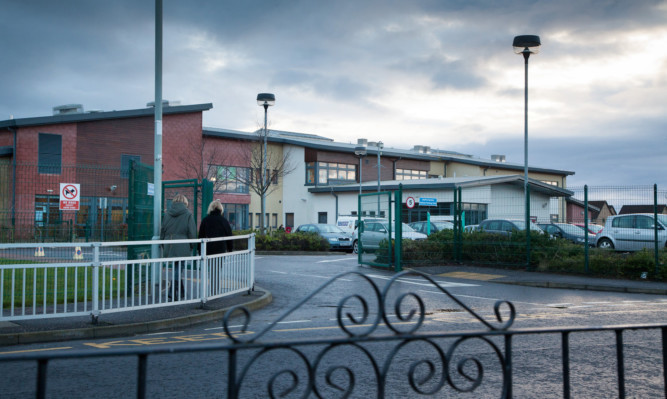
[336,216,385,237]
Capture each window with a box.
[285,213,294,228]
[396,168,427,180]
[635,216,654,229]
[248,213,253,229]
[212,166,249,193]
[121,154,141,178]
[271,170,278,185]
[255,213,261,228]
[272,213,278,228]
[305,162,356,185]
[38,133,62,174]
[613,216,634,229]
[318,212,327,224]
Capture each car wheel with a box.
[353,240,359,254]
[597,238,614,249]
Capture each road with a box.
[1,254,665,398]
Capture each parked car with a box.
[353,220,427,254]
[409,220,454,235]
[477,219,544,236]
[595,214,667,251]
[294,223,353,252]
[336,216,384,237]
[538,223,594,245]
[574,223,604,235]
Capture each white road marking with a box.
[143,331,184,335]
[269,270,288,274]
[277,320,310,324]
[318,258,355,263]
[582,301,612,304]
[545,303,574,308]
[367,274,478,287]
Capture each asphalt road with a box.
[1,254,666,398]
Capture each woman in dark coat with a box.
[198,200,234,255]
[160,194,196,299]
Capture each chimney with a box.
[53,104,84,115]
[491,154,506,163]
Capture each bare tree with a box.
[175,130,296,233]
[233,128,296,233]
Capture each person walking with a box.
[198,200,234,255]
[160,194,196,300]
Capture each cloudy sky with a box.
[2,0,666,189]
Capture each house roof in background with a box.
[618,204,667,214]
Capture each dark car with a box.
[294,223,353,252]
[477,219,543,236]
[408,220,454,235]
[538,222,594,245]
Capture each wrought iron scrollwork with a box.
[223,269,516,397]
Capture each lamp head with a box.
[513,35,541,55]
[256,93,276,107]
[354,145,367,156]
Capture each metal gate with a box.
[127,161,154,261]
[357,190,403,271]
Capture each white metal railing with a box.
[0,234,255,321]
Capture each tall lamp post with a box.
[513,34,541,268]
[354,144,367,195]
[257,93,275,234]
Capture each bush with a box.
[402,230,667,281]
[237,230,330,252]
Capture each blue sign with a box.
[419,197,437,206]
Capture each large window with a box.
[38,133,62,174]
[305,162,356,185]
[213,166,249,193]
[396,168,427,180]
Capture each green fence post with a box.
[357,194,362,264]
[655,184,659,276]
[395,185,402,272]
[584,185,589,274]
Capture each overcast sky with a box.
[2,0,666,190]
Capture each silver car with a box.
[596,214,667,251]
[354,221,427,254]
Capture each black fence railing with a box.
[1,271,665,398]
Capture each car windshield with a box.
[401,223,416,232]
[433,221,453,229]
[658,214,667,227]
[512,220,543,232]
[556,224,585,235]
[317,224,344,233]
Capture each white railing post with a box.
[249,233,255,292]
[92,243,100,322]
[200,239,208,304]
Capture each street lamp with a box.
[513,34,541,267]
[354,144,367,195]
[257,93,275,234]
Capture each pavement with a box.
[1,262,666,347]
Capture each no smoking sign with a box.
[60,183,80,210]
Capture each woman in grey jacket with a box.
[160,194,196,299]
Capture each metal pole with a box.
[655,184,659,275]
[358,155,362,195]
[523,51,531,269]
[152,0,163,266]
[262,104,268,234]
[584,185,589,273]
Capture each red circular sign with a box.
[62,185,78,199]
[406,197,415,209]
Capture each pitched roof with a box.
[618,204,667,214]
[203,127,575,177]
[0,103,213,129]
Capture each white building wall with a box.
[281,145,314,227]
[489,185,552,221]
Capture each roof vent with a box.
[491,154,506,163]
[146,100,171,107]
[53,104,84,115]
[413,145,423,152]
[357,138,368,146]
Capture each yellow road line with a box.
[438,271,503,281]
[0,347,72,355]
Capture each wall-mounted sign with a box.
[59,183,80,210]
[418,197,437,207]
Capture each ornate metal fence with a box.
[2,270,665,398]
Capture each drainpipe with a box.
[330,187,338,222]
[9,126,17,227]
[391,157,402,180]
